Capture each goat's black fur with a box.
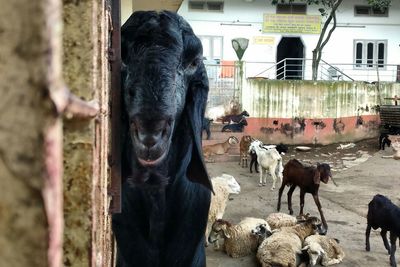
[112,11,212,267]
[249,150,259,173]
[379,133,392,150]
[366,194,400,267]
[221,119,248,132]
[202,117,213,140]
[221,110,250,124]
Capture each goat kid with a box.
[277,159,337,234]
[112,11,213,267]
[366,194,400,267]
[239,135,252,168]
[202,117,213,140]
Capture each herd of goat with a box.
[203,134,400,267]
[114,10,399,267]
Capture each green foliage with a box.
[366,0,391,11]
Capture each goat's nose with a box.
[137,130,163,149]
[132,118,171,149]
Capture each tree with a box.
[367,0,391,11]
[271,0,391,80]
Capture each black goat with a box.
[221,110,250,124]
[379,133,392,150]
[112,11,213,267]
[249,143,288,173]
[277,159,337,234]
[221,118,248,132]
[366,194,400,267]
[202,117,213,140]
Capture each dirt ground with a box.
[205,138,400,267]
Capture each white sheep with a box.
[302,234,345,266]
[208,217,271,258]
[252,216,322,267]
[206,174,241,247]
[249,140,283,190]
[266,212,298,230]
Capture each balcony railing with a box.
[205,58,400,83]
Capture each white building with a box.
[177,0,400,81]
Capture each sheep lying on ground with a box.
[208,217,271,257]
[366,194,400,267]
[206,174,241,247]
[266,212,298,230]
[252,216,323,267]
[302,234,345,266]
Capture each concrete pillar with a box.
[62,0,112,266]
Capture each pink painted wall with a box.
[240,80,400,145]
[243,115,379,145]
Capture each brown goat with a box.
[239,135,252,168]
[277,159,337,233]
[202,136,239,162]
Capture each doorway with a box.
[276,37,304,80]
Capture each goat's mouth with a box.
[130,118,174,168]
[137,150,168,167]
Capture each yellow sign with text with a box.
[263,14,321,34]
[253,36,275,45]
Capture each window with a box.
[276,3,307,14]
[354,40,387,69]
[354,5,388,17]
[189,1,224,12]
[198,36,223,61]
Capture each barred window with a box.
[354,40,387,69]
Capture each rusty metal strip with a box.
[109,0,122,214]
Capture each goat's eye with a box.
[185,58,200,72]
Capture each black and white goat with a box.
[249,141,288,174]
[112,11,213,267]
[379,133,392,150]
[221,118,248,132]
[366,194,400,267]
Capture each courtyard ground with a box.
[205,138,400,267]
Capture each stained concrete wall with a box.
[242,80,400,144]
[62,0,112,266]
[0,0,63,266]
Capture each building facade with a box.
[178,0,400,82]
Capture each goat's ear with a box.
[185,63,213,192]
[301,245,310,252]
[313,170,321,185]
[221,225,231,239]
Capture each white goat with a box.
[206,174,241,247]
[302,234,345,266]
[249,140,283,190]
